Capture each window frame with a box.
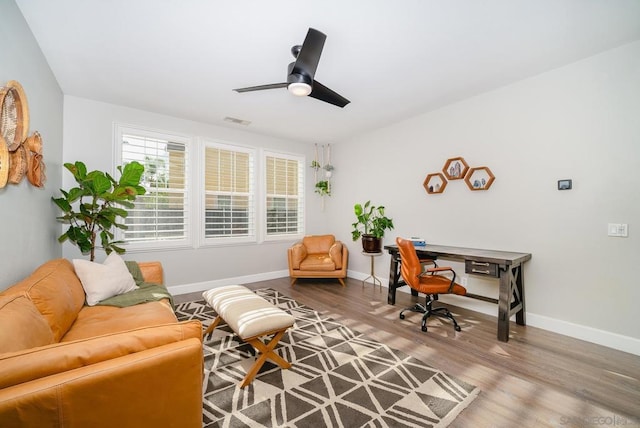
[199,139,257,247]
[261,150,306,242]
[113,123,195,252]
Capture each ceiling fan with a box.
[233,28,350,108]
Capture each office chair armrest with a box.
[419,258,438,268]
[425,266,452,273]
[421,266,458,293]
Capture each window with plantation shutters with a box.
[203,142,255,242]
[264,152,304,238]
[116,126,191,248]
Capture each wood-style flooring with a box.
[175,277,640,428]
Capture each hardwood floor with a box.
[175,278,640,428]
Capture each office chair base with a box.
[399,302,462,333]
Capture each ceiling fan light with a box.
[288,82,312,97]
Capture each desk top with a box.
[384,244,532,266]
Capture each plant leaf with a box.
[119,161,145,187]
[86,171,112,195]
[52,197,71,212]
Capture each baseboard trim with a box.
[167,269,289,296]
[525,313,640,356]
[401,286,640,356]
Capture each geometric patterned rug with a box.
[175,288,479,427]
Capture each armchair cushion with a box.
[299,254,336,271]
[289,243,307,269]
[302,234,335,253]
[329,242,343,269]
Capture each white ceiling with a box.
[16,0,640,144]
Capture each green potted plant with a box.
[52,161,146,261]
[351,200,394,253]
[315,180,331,196]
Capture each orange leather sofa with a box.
[0,258,203,428]
[288,234,348,286]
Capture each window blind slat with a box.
[121,132,189,243]
[204,143,255,239]
[265,153,304,236]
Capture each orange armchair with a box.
[396,237,466,332]
[288,235,348,287]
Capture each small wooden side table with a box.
[361,251,383,290]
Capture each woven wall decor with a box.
[0,80,30,151]
[8,145,27,184]
[25,131,46,187]
[0,143,8,188]
[0,81,45,189]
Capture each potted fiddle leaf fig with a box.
[52,161,145,261]
[351,200,394,253]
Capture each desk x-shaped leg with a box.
[497,263,526,342]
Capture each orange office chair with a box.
[396,237,467,332]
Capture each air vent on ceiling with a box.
[224,116,251,126]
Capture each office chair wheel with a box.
[421,325,428,332]
[399,314,405,320]
[455,325,461,332]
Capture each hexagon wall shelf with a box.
[465,166,495,191]
[424,172,447,194]
[442,157,469,180]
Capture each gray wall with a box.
[0,0,63,289]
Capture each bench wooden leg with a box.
[241,329,290,388]
[202,315,222,338]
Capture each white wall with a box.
[61,96,330,290]
[0,1,63,290]
[326,41,640,354]
[57,40,640,355]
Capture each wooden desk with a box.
[384,244,532,342]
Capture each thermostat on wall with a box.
[557,179,572,190]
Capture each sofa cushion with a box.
[61,300,177,342]
[4,259,86,342]
[0,320,201,390]
[0,294,54,354]
[73,253,137,306]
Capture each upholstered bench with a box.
[202,285,295,387]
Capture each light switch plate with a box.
[608,223,629,237]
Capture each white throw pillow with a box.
[73,253,137,306]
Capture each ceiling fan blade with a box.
[233,83,288,93]
[292,28,326,79]
[309,80,350,108]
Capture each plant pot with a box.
[361,235,382,253]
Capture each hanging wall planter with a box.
[312,143,334,197]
